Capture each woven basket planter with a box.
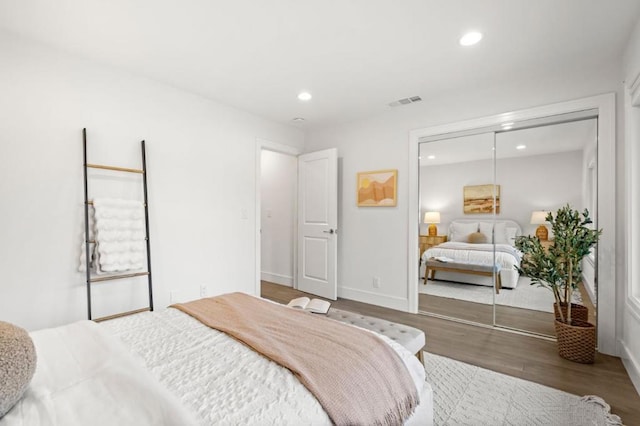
[553,303,589,323]
[554,319,596,364]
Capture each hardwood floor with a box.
[419,280,595,337]
[419,293,557,336]
[261,281,640,424]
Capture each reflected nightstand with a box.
[419,235,447,259]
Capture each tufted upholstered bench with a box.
[325,308,426,363]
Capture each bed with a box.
[420,219,523,289]
[1,293,433,426]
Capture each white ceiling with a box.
[419,118,597,166]
[0,1,638,129]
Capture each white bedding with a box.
[3,307,433,425]
[0,321,198,426]
[421,242,522,289]
[101,307,432,425]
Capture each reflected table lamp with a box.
[424,211,441,236]
[530,210,550,240]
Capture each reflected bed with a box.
[421,220,522,289]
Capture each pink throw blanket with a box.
[171,293,419,426]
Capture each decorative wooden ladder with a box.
[82,128,154,321]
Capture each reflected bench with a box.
[424,258,502,294]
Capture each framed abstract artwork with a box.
[463,184,500,214]
[357,169,397,207]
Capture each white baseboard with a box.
[338,286,409,312]
[583,283,596,306]
[261,272,293,287]
[619,339,640,397]
[581,269,596,305]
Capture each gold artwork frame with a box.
[357,169,397,207]
[463,184,500,214]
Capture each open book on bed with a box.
[287,297,331,314]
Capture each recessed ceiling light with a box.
[298,92,312,101]
[427,155,436,160]
[459,31,483,46]
[292,117,305,122]
[516,144,527,150]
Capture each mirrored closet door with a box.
[418,132,497,326]
[417,113,598,339]
[493,117,598,337]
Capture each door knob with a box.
[323,229,336,234]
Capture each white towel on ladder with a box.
[79,198,146,274]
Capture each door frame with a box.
[255,138,302,296]
[408,93,617,355]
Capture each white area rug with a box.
[420,277,581,313]
[424,352,622,426]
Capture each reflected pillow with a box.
[494,222,507,244]
[506,227,518,246]
[479,222,508,244]
[468,232,488,244]
[450,222,478,242]
[479,222,493,237]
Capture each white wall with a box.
[0,32,304,330]
[419,151,583,237]
[305,59,623,312]
[260,150,297,286]
[621,15,640,395]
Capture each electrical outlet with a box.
[373,276,381,288]
[169,291,181,303]
[200,285,207,297]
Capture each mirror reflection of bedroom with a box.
[418,117,598,338]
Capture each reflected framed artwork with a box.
[463,184,500,214]
[357,169,397,207]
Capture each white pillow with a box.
[505,227,518,245]
[494,222,507,244]
[479,222,508,244]
[450,222,478,242]
[479,222,493,237]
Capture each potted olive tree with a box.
[515,205,601,363]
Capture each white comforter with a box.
[422,242,521,267]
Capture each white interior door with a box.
[297,148,338,300]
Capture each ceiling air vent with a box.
[388,96,422,107]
